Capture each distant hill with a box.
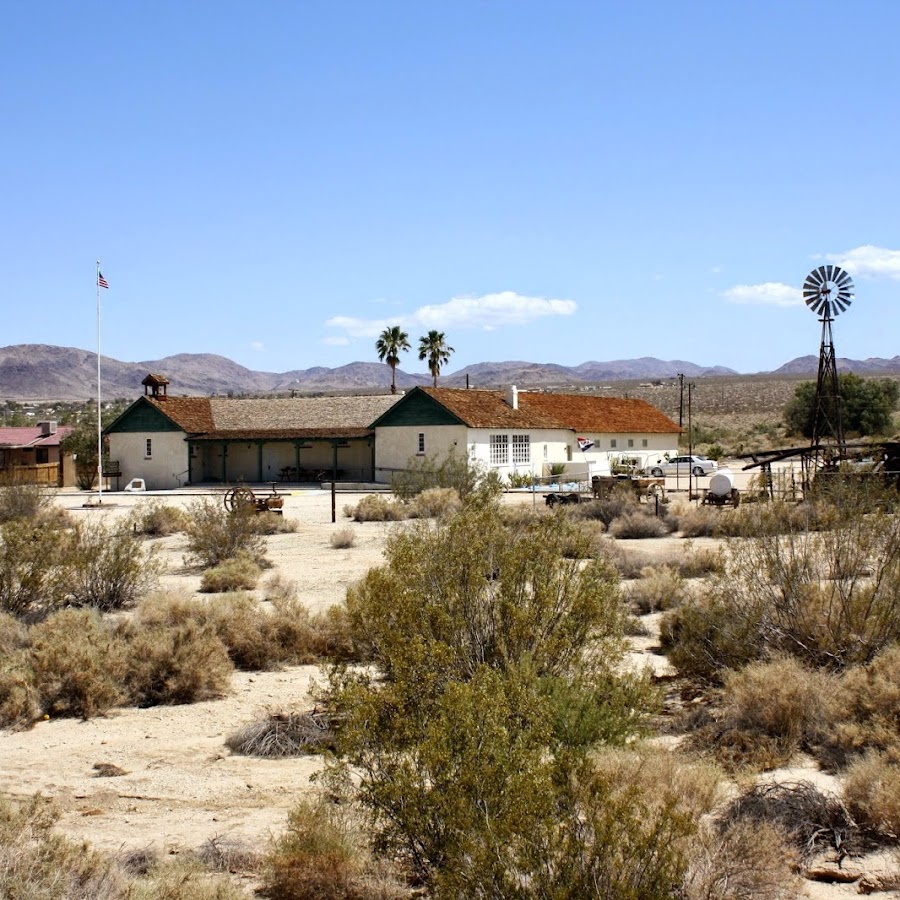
[0,343,897,401]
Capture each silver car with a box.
[649,455,718,477]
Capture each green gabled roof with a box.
[369,387,467,428]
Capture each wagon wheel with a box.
[224,487,256,513]
[647,482,666,500]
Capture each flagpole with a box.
[96,260,103,506]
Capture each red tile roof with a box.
[420,388,680,434]
[146,397,215,433]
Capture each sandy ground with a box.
[1,485,898,895]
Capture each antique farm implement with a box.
[223,483,284,515]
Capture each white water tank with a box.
[708,469,735,498]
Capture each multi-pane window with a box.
[145,439,152,458]
[489,434,509,465]
[512,434,530,464]
[417,433,425,454]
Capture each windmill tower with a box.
[802,265,854,450]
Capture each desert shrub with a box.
[682,819,800,900]
[391,447,483,501]
[30,608,127,719]
[663,490,900,678]
[196,835,263,875]
[624,565,690,615]
[200,592,287,670]
[660,592,764,683]
[842,751,900,838]
[121,617,233,706]
[506,470,535,489]
[0,793,124,900]
[126,856,247,899]
[689,657,837,771]
[0,478,53,523]
[676,506,720,538]
[571,482,642,525]
[128,500,187,536]
[824,644,900,766]
[719,780,860,861]
[325,502,676,893]
[609,511,671,539]
[330,526,356,549]
[263,796,407,900]
[227,709,334,757]
[200,554,262,592]
[252,511,298,535]
[262,572,300,604]
[409,486,461,519]
[66,520,160,611]
[0,517,71,617]
[0,610,28,655]
[346,494,406,523]
[0,655,40,729]
[679,545,725,578]
[183,497,266,568]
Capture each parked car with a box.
[649,455,718,477]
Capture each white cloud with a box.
[825,245,900,280]
[722,282,802,306]
[326,291,577,339]
[250,341,265,352]
[322,335,350,346]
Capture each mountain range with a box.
[0,344,898,402]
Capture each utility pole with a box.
[677,373,685,429]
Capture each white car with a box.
[649,455,718,477]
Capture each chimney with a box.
[505,385,518,410]
[39,421,57,435]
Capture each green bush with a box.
[409,486,461,519]
[128,500,187,536]
[30,608,127,719]
[199,554,262,592]
[66,520,160,611]
[0,478,54,523]
[390,447,485,501]
[0,518,71,617]
[184,497,266,568]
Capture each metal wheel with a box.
[651,467,664,477]
[692,466,705,477]
[224,487,256,512]
[647,482,665,499]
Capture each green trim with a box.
[369,387,465,428]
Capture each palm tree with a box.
[418,330,454,388]
[375,326,410,395]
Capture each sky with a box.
[2,1,899,379]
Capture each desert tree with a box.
[375,325,410,395]
[417,329,454,387]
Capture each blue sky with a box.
[2,1,898,378]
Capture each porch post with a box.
[221,441,228,483]
[257,441,264,482]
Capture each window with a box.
[628,439,634,448]
[512,434,530,464]
[543,444,548,460]
[35,448,49,464]
[489,434,509,465]
[610,439,617,449]
[642,439,648,448]
[145,439,152,459]
[417,433,425,454]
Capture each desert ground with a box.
[1,480,898,897]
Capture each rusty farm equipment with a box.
[223,483,285,515]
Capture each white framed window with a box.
[145,439,152,459]
[417,433,425,454]
[489,434,509,465]
[610,439,617,449]
[511,434,530,464]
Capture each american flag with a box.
[577,437,594,452]
[97,271,109,289]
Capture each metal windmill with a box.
[802,264,854,449]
